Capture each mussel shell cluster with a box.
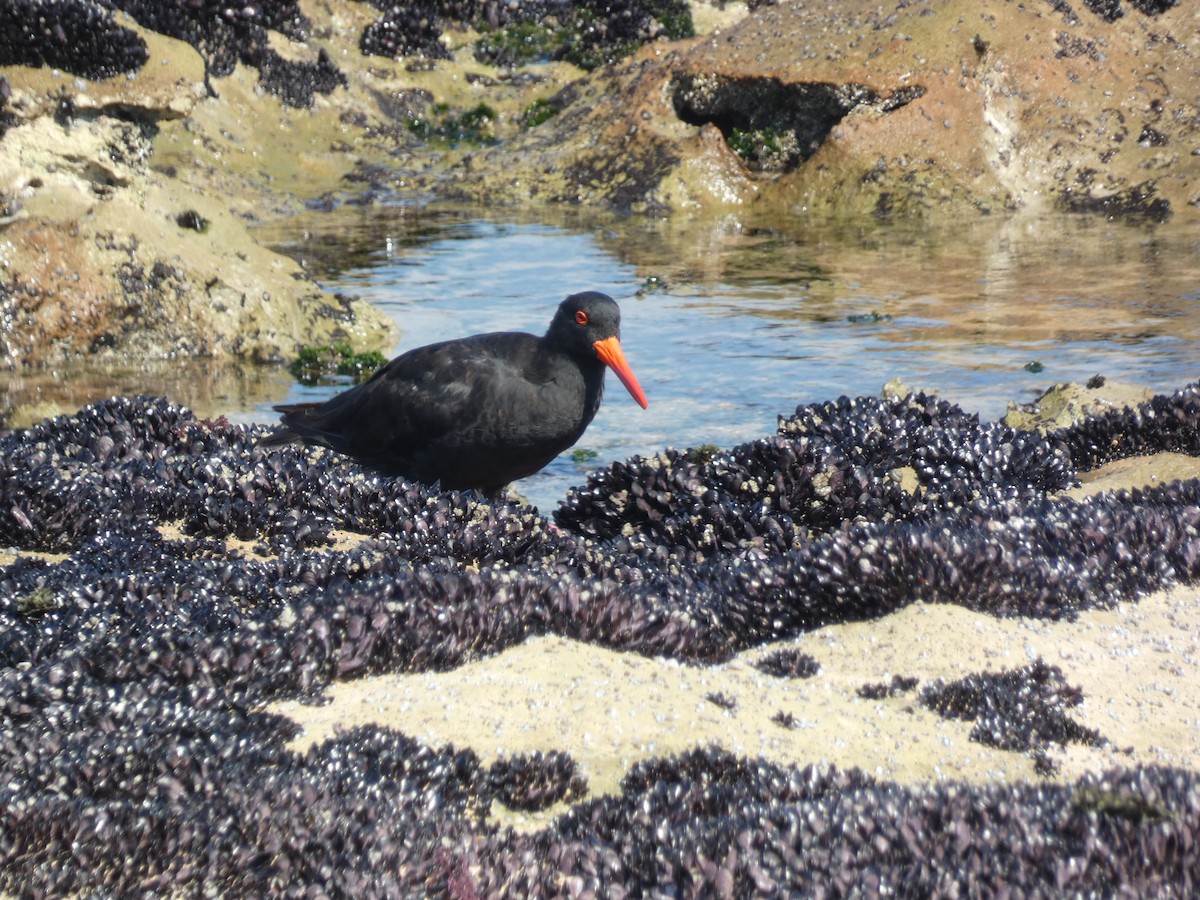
[0,0,148,79]
[857,673,919,700]
[358,0,694,69]
[8,0,346,108]
[360,2,454,61]
[753,647,821,679]
[557,391,1076,550]
[106,0,311,78]
[490,750,588,811]
[920,658,1107,753]
[1,383,1199,893]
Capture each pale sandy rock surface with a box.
[275,585,1200,799]
[274,450,1200,827]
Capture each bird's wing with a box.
[278,333,541,467]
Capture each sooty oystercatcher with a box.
[259,291,648,495]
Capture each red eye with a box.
[575,310,589,325]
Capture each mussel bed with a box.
[1,385,1199,894]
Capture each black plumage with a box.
[260,292,647,494]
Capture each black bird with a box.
[260,291,648,495]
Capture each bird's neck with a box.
[532,345,606,408]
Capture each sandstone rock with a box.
[0,18,395,370]
[442,0,1200,220]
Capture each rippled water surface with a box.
[10,207,1199,512]
[252,207,1200,509]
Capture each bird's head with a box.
[551,292,648,409]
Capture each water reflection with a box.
[253,206,1200,509]
[0,359,294,430]
[7,206,1198,512]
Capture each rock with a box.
[1066,451,1200,500]
[3,0,1196,374]
[0,14,395,370]
[0,109,393,367]
[442,0,1200,220]
[1003,380,1155,431]
[0,24,206,122]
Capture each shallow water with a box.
[8,207,1199,512]
[253,206,1200,510]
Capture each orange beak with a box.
[593,336,648,409]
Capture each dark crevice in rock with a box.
[671,74,924,173]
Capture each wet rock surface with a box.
[2,383,1200,892]
[446,0,1200,218]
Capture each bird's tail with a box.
[258,405,340,451]
[257,427,300,447]
[257,403,321,447]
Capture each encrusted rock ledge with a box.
[443,0,1199,219]
[0,5,401,371]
